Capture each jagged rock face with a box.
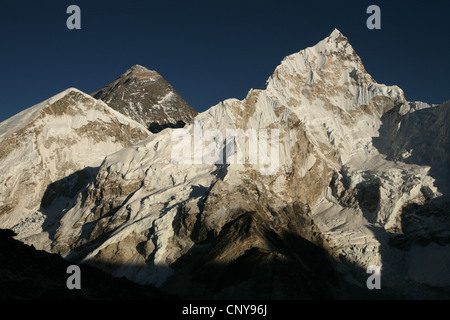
[92,65,198,132]
[265,29,404,113]
[0,88,150,235]
[48,83,341,296]
[2,30,449,299]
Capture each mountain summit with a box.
[1,29,448,299]
[0,88,150,230]
[265,28,404,113]
[125,64,161,78]
[92,65,197,132]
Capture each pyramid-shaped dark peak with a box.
[92,64,197,131]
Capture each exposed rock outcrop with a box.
[92,65,197,133]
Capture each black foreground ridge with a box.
[0,229,176,300]
[0,28,449,301]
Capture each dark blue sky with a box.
[1,0,449,122]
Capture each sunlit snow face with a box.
[171,120,280,175]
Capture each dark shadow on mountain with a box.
[0,223,399,300]
[373,103,450,198]
[211,164,228,181]
[163,203,394,299]
[329,170,381,224]
[173,164,229,245]
[39,166,99,243]
[36,180,398,300]
[167,237,334,298]
[39,165,146,261]
[369,102,450,299]
[64,166,229,264]
[370,197,450,299]
[0,229,177,300]
[38,165,143,263]
[329,171,450,298]
[389,199,450,250]
[148,120,186,133]
[356,181,381,224]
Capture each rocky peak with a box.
[124,64,162,81]
[1,29,447,300]
[92,65,198,132]
[265,29,404,112]
[327,28,349,43]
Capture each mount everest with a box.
[0,29,448,299]
[92,64,197,133]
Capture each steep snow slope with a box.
[0,88,150,242]
[3,29,448,299]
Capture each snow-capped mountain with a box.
[1,29,448,299]
[92,65,197,132]
[0,88,150,239]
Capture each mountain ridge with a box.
[0,229,176,299]
[1,28,448,299]
[0,88,151,230]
